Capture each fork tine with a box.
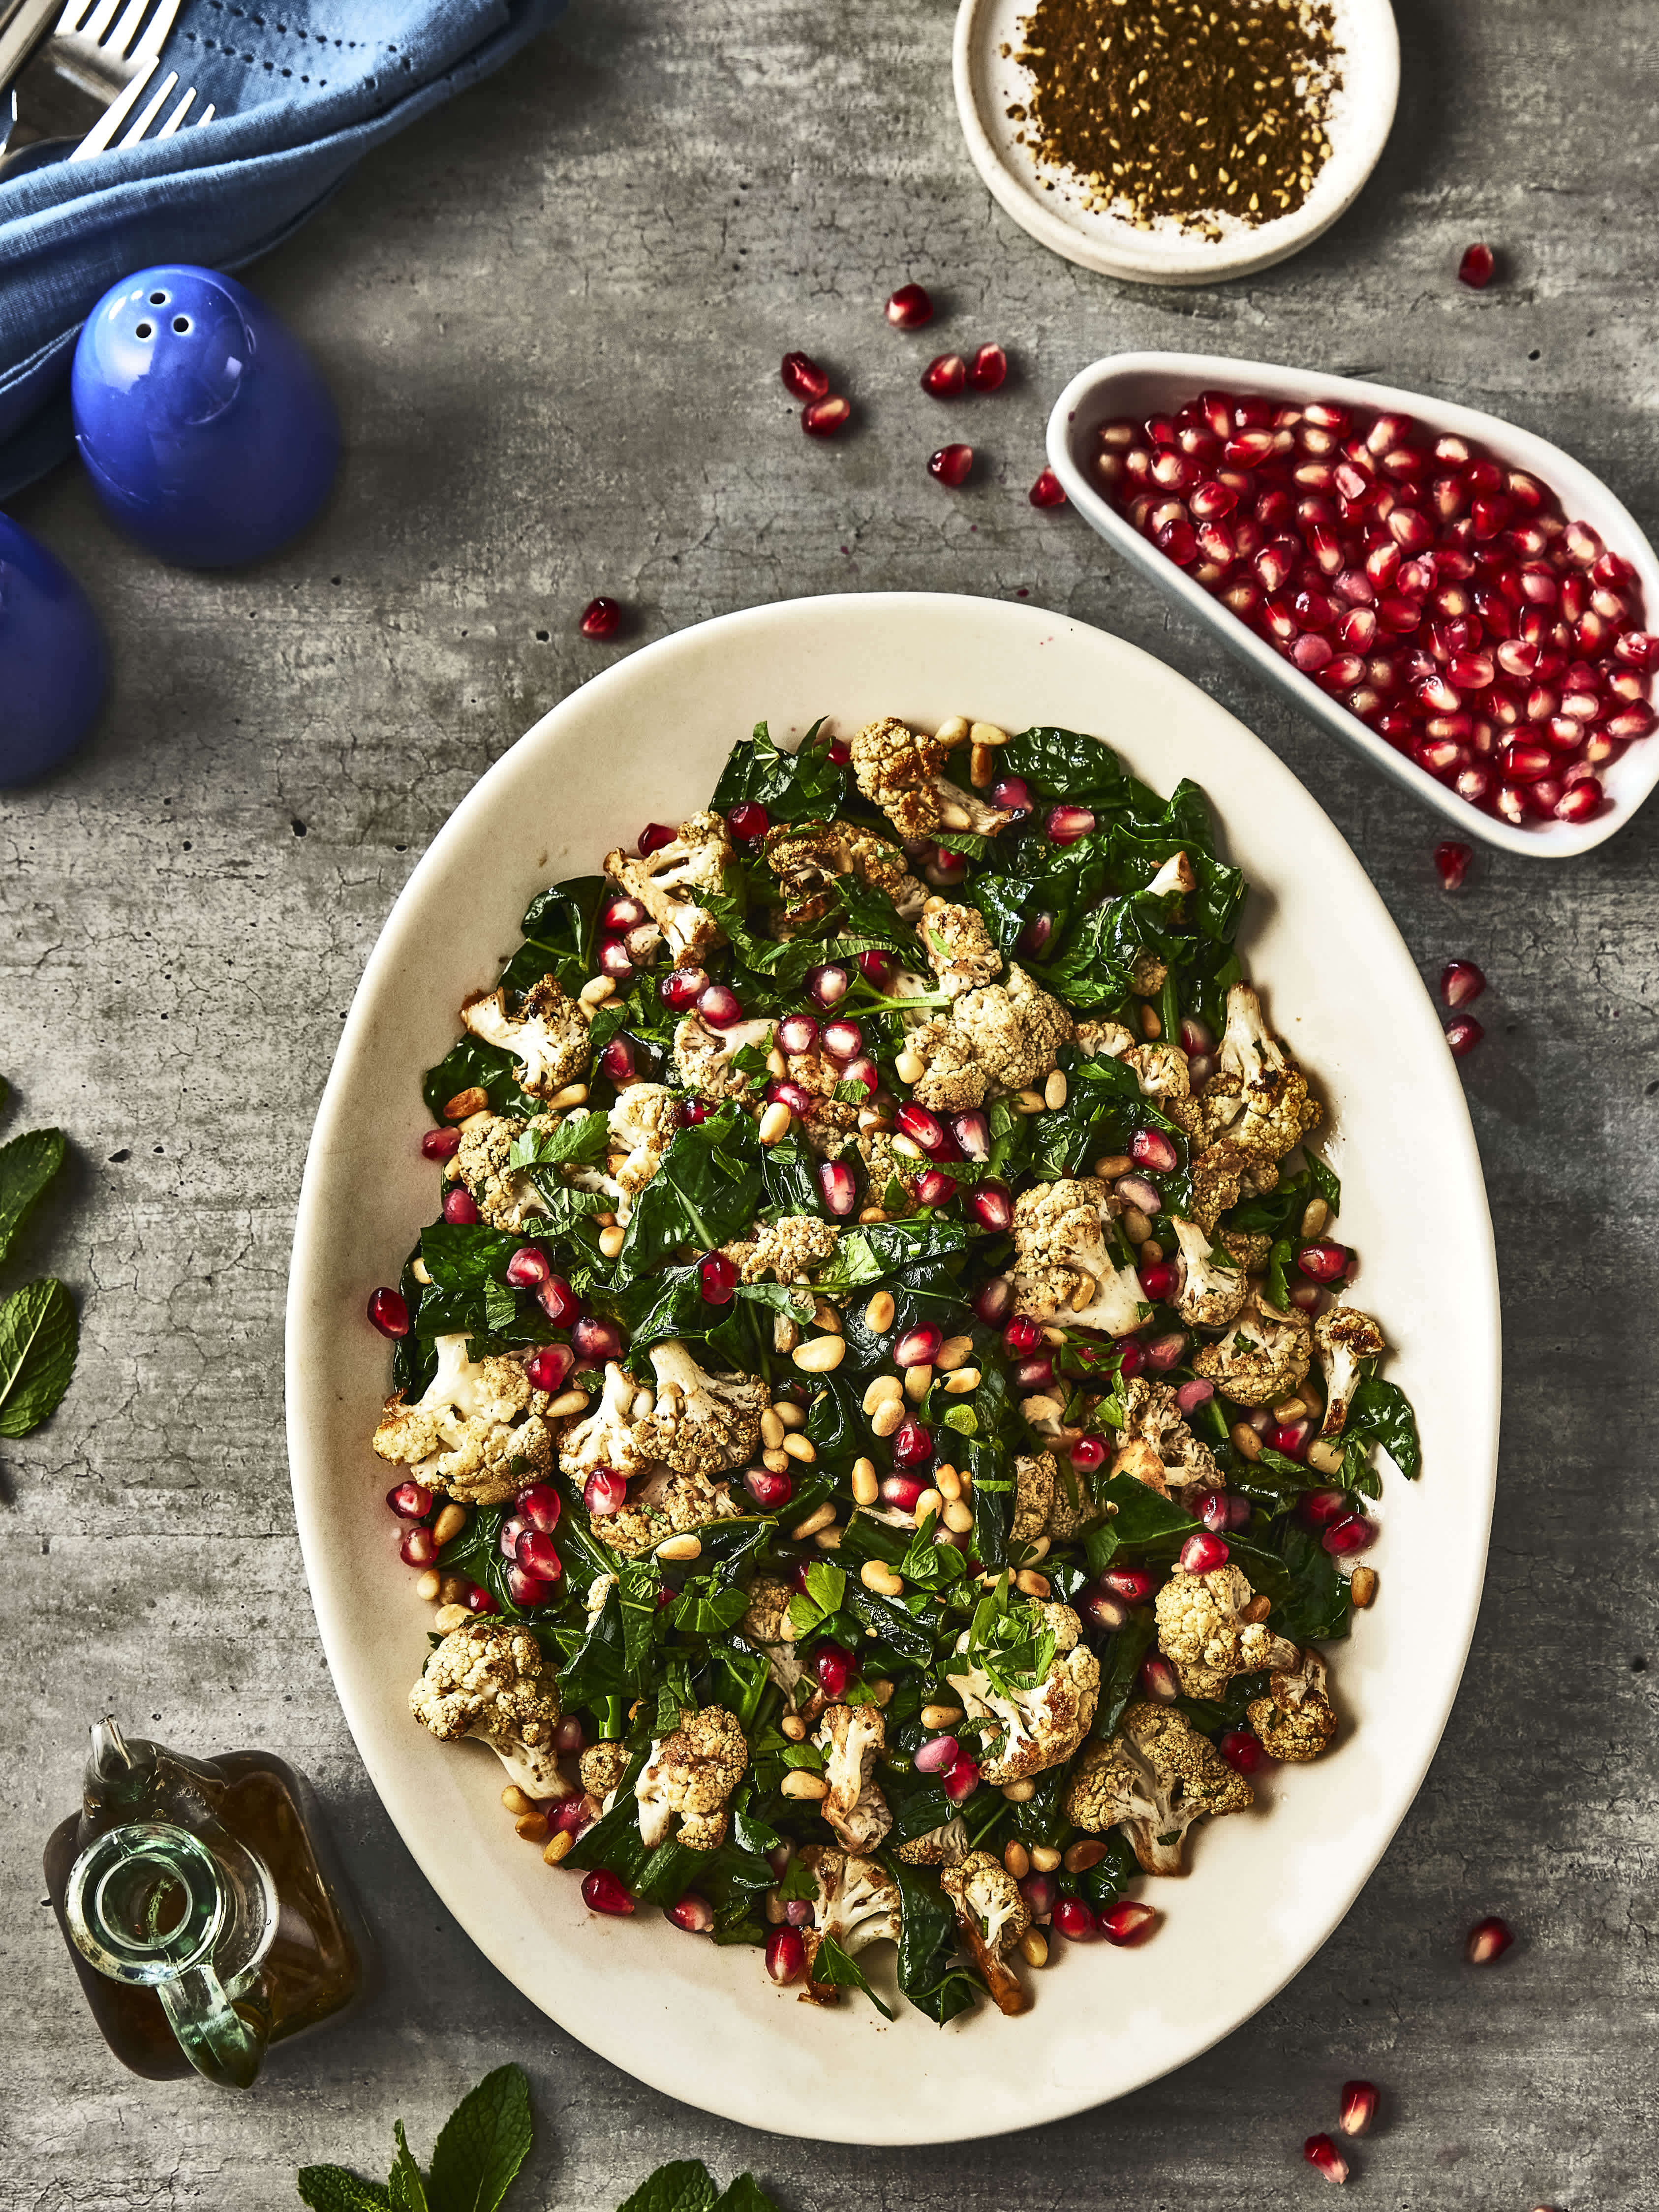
[105,0,173,59]
[154,80,194,136]
[116,63,175,146]
[56,2,94,33]
[78,0,121,43]
[195,100,213,123]
[126,0,181,61]
[66,44,154,156]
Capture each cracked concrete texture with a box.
[2,0,1656,2203]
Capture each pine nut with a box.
[1044,1069,1068,1109]
[851,1456,880,1505]
[780,1713,807,1742]
[1123,1205,1153,1243]
[763,1448,790,1474]
[856,1107,891,1135]
[860,1560,904,1597]
[912,1487,943,1523]
[871,1398,905,1438]
[969,720,1008,748]
[1240,1594,1272,1625]
[868,1678,895,1706]
[1301,1196,1330,1239]
[1273,1394,1309,1422]
[791,1501,836,1538]
[767,1045,789,1077]
[1350,1566,1379,1608]
[1015,1569,1050,1599]
[543,1830,575,1866]
[1015,1088,1045,1113]
[1004,1840,1030,1879]
[595,1212,619,1229]
[1040,1327,1065,1349]
[782,1771,830,1801]
[811,1300,843,1334]
[598,1225,626,1259]
[862,1374,903,1414]
[935,1334,975,1371]
[1063,1838,1108,1874]
[1230,1422,1263,1461]
[759,1102,793,1146]
[891,1133,925,1161]
[433,1603,470,1632]
[774,1315,800,1352]
[935,715,971,745]
[410,1258,433,1286]
[547,1387,589,1417]
[443,1085,489,1121]
[1306,1437,1345,1475]
[943,1367,980,1394]
[895,1048,926,1085]
[1025,1535,1051,1562]
[1029,1844,1061,1873]
[942,1499,974,1534]
[431,1502,468,1547]
[1019,1928,1049,1968]
[904,1365,933,1401]
[548,1082,589,1109]
[793,1334,845,1373]
[1001,1777,1037,1802]
[775,1400,807,1430]
[439,1575,470,1605]
[655,1533,702,1562]
[957,1465,973,1490]
[760,1408,785,1449]
[813,1526,842,1550]
[921,1704,963,1729]
[863,1290,896,1332]
[969,742,995,788]
[858,1206,888,1224]
[415,1569,441,1602]
[501,1784,537,1816]
[579,976,614,1006]
[516,1811,550,1842]
[782,1434,816,1463]
[764,1887,787,1924]
[1139,1003,1162,1038]
[1094,1153,1133,1179]
[935,1465,962,1500]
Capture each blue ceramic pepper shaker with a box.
[71,266,338,567]
[0,514,106,785]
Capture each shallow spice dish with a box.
[1045,352,1659,855]
[287,592,1499,2142]
[952,0,1399,286]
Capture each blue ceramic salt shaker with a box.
[71,266,338,567]
[0,514,106,785]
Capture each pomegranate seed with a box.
[399,1525,438,1567]
[442,1185,480,1226]
[602,895,647,932]
[991,775,1033,813]
[895,1103,948,1155]
[1029,467,1067,508]
[1296,1240,1349,1284]
[584,1470,628,1517]
[895,1322,943,1368]
[599,1037,636,1084]
[817,1159,857,1217]
[387,1479,432,1521]
[767,1077,814,1118]
[1180,1532,1229,1573]
[885,282,933,328]
[967,343,1009,392]
[1106,1565,1158,1602]
[1114,1340,1144,1378]
[781,352,830,401]
[928,443,974,487]
[1323,1513,1377,1557]
[1101,1902,1159,1946]
[576,1316,627,1363]
[1175,1379,1216,1420]
[1555,778,1603,822]
[915,1167,956,1206]
[1070,1435,1107,1475]
[502,1245,551,1292]
[696,982,745,1028]
[1080,1583,1130,1633]
[1465,1914,1515,1965]
[1304,2135,1349,2185]
[1441,958,1486,1009]
[1194,1488,1231,1534]
[968,1179,1013,1232]
[524,1344,573,1394]
[765,1924,808,1983]
[922,353,967,399]
[1339,2081,1379,2137]
[420,1127,461,1161]
[579,597,622,640]
[1130,1126,1180,1174]
[531,1276,578,1331]
[461,1582,498,1616]
[1138,1655,1180,1703]
[881,1474,927,1515]
[576,1869,631,1915]
[516,1529,563,1585]
[1138,1259,1176,1300]
[549,1792,592,1837]
[700,1252,738,1306]
[941,1754,981,1803]
[914,1733,961,1775]
[553,1715,584,1755]
[1434,839,1474,889]
[658,966,706,1012]
[368,1286,409,1338]
[515,1482,561,1536]
[1218,1727,1264,1775]
[1052,1898,1101,1942]
[1003,1315,1042,1355]
[1445,1015,1484,1056]
[667,1894,715,1934]
[808,1015,857,1062]
[973,1275,1014,1325]
[1045,802,1096,844]
[1143,1329,1189,1374]
[744,1466,794,1512]
[802,394,852,438]
[891,1418,933,1467]
[1298,1489,1350,1530]
[596,940,636,984]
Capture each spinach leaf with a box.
[1093,1610,1156,1737]
[1348,1375,1421,1479]
[712,719,844,823]
[1255,1516,1352,1643]
[810,1933,895,2018]
[1069,1829,1138,1913]
[888,1855,979,2026]
[611,1105,763,1283]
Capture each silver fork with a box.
[72,51,212,155]
[6,0,183,144]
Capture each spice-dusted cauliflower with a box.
[1189,984,1322,1228]
[765,819,926,935]
[635,1704,747,1850]
[1065,1699,1253,1876]
[1168,1216,1250,1331]
[946,1601,1100,1784]
[720,1215,840,1286]
[558,1362,657,1484]
[796,1847,904,2004]
[408,1619,569,1799]
[1077,1022,1201,1137]
[634,1342,769,1478]
[1221,1229,1273,1271]
[602,1463,744,1558]
[1010,1449,1100,1544]
[603,809,732,966]
[1010,1176,1147,1339]
[1313,1303,1386,1438]
[848,715,1018,843]
[607,1084,682,1199]
[460,975,591,1100]
[579,1740,631,1807]
[1154,1563,1298,1699]
[894,1815,969,1867]
[673,1011,777,1102]
[905,966,1073,1112]
[940,1849,1031,2018]
[453,1112,555,1233]
[1247,1646,1339,1763]
[920,901,1004,998]
[1193,1291,1313,1408]
[815,1703,892,1854]
[374,1335,554,1506]
[737,1573,804,1694]
[855,1128,923,1218]
[1108,1375,1222,1498]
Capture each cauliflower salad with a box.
[372,712,1421,2023]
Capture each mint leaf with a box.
[427,2065,533,2212]
[810,1933,895,2019]
[387,2123,430,2212]
[0,1127,65,1265]
[296,2170,392,2212]
[615,2161,721,2212]
[0,1278,78,1437]
[712,2181,784,2212]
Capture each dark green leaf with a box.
[888,1856,978,2026]
[1348,1376,1421,1479]
[811,1933,895,2018]
[427,2065,533,2212]
[1094,1611,1156,1738]
[711,2179,784,2212]
[386,2124,430,2212]
[0,1277,78,1437]
[615,2162,722,2212]
[0,1126,65,1264]
[296,2170,392,2212]
[612,1106,763,1284]
[712,720,844,825]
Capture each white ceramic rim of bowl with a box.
[287,591,1500,2142]
[1047,351,1659,857]
[951,0,1400,286]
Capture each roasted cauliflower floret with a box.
[460,975,590,1100]
[940,1849,1031,2017]
[635,1704,747,1850]
[603,809,732,966]
[737,1572,804,1694]
[1011,1448,1100,1544]
[673,1011,777,1102]
[796,1847,903,2005]
[557,1362,656,1484]
[1189,984,1323,1229]
[1169,1216,1250,1331]
[848,715,1018,843]
[607,1084,682,1199]
[945,1601,1100,1784]
[634,1342,768,1478]
[408,1619,569,1799]
[1065,1698,1253,1876]
[374,1335,554,1506]
[1313,1303,1387,1438]
[815,1703,892,1854]
[1154,1563,1299,1699]
[855,1129,922,1218]
[1078,1022,1201,1137]
[1108,1375,1222,1498]
[1010,1175,1147,1339]
[451,1112,555,1232]
[764,818,926,935]
[602,1460,744,1558]
[920,901,1004,998]
[894,1815,969,1867]
[906,965,1074,1112]
[579,1739,631,1806]
[1193,1291,1313,1408]
[719,1215,840,1286]
[1247,1646,1339,1763]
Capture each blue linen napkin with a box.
[0,0,563,499]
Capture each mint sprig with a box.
[0,1083,78,1439]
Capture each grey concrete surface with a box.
[3,0,1656,2203]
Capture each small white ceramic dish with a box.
[952,0,1399,286]
[288,593,1499,2143]
[1047,352,1659,857]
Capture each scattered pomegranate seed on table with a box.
[970,342,1008,390]
[1441,957,1486,1007]
[1029,467,1068,508]
[1434,838,1474,889]
[1445,1015,1485,1056]
[922,353,967,398]
[801,393,851,438]
[578,596,622,640]
[928,443,974,487]
[1465,1913,1516,1964]
[885,281,933,328]
[1338,2080,1379,2137]
[779,350,829,400]
[1458,242,1497,289]
[1304,2133,1350,2184]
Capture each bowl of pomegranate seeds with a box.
[1047,352,1659,853]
